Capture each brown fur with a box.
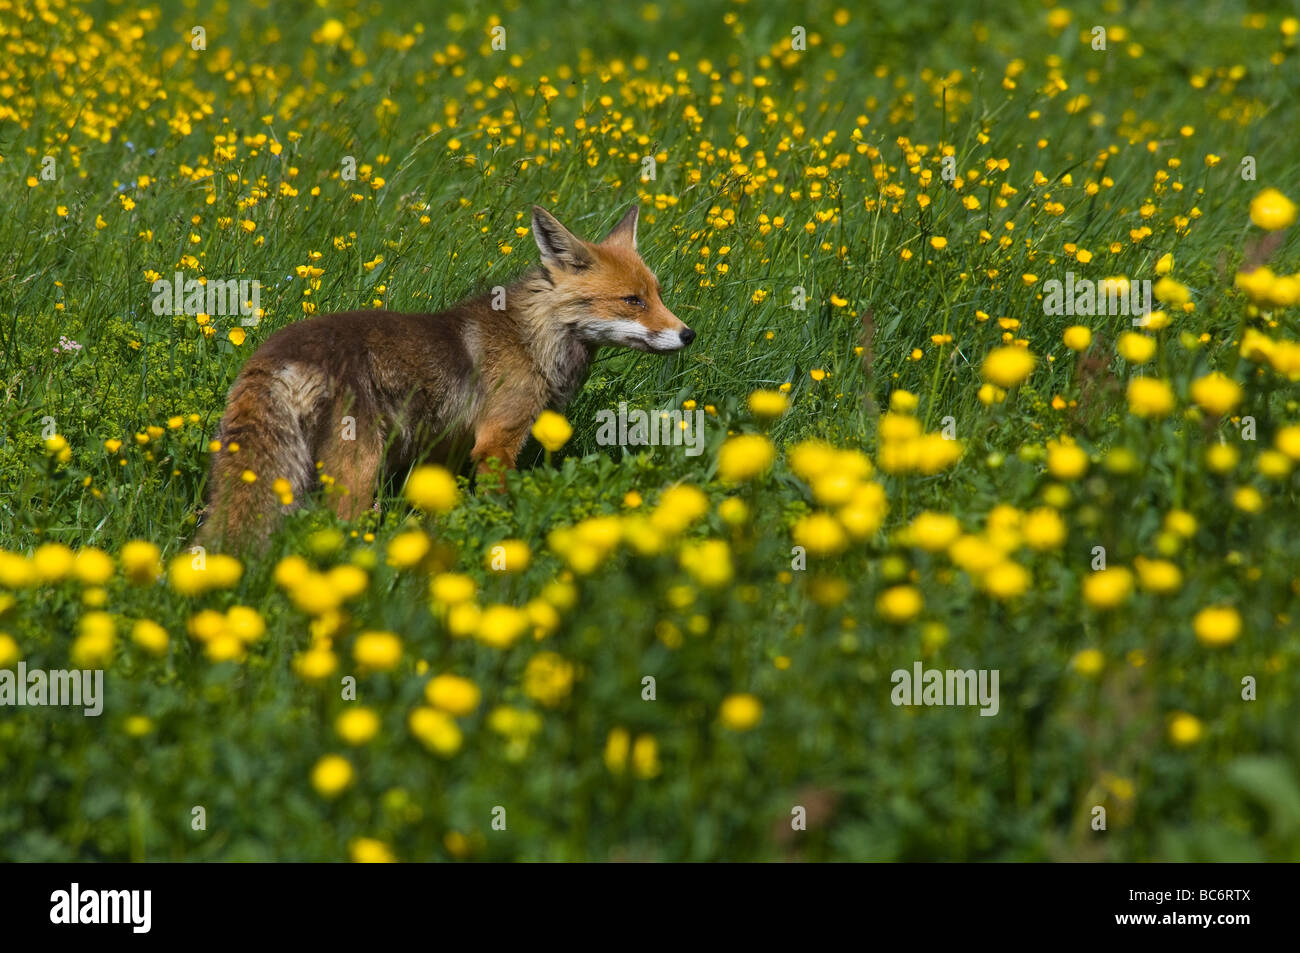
[195,204,693,551]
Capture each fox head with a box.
[530,205,695,354]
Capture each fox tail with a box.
[194,361,325,552]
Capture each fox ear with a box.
[602,203,639,249]
[532,206,591,271]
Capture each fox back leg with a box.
[316,407,384,521]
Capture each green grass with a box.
[2,0,1300,861]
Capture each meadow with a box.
[2,0,1300,861]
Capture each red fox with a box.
[196,204,694,550]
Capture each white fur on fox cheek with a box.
[575,318,684,351]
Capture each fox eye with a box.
[622,295,645,308]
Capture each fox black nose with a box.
[679,327,696,345]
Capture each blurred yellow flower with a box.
[1062,326,1092,351]
[404,466,459,512]
[408,706,463,756]
[1082,567,1134,610]
[426,673,481,716]
[1193,606,1241,648]
[719,693,762,731]
[717,434,775,483]
[350,838,396,863]
[522,651,576,707]
[1071,649,1104,677]
[310,754,353,797]
[981,346,1036,388]
[1168,712,1204,747]
[353,631,403,671]
[336,707,381,745]
[1046,439,1089,480]
[1117,332,1157,364]
[1249,187,1297,231]
[531,410,573,453]
[1189,372,1242,417]
[748,389,789,419]
[1126,377,1175,419]
[876,585,923,623]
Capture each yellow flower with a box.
[1062,326,1092,351]
[876,585,923,623]
[336,707,381,745]
[486,538,530,573]
[908,512,962,552]
[476,605,529,649]
[747,389,789,419]
[1189,372,1242,417]
[522,651,576,707]
[350,838,396,863]
[1165,510,1198,538]
[1126,377,1175,419]
[408,706,464,756]
[425,674,481,716]
[131,619,169,656]
[225,606,265,643]
[123,715,154,737]
[273,555,311,589]
[531,410,573,453]
[403,466,459,512]
[717,497,750,526]
[1259,449,1294,479]
[73,548,115,586]
[315,18,346,44]
[1071,649,1104,677]
[1233,486,1264,513]
[294,646,338,681]
[1134,556,1182,594]
[1205,443,1239,473]
[605,727,631,773]
[353,631,403,671]
[526,598,562,638]
[0,633,21,668]
[32,543,75,582]
[1152,277,1190,307]
[1193,606,1241,648]
[430,573,476,606]
[1046,439,1089,480]
[1275,425,1300,461]
[889,390,919,414]
[1021,508,1066,550]
[632,734,660,778]
[792,512,847,557]
[446,602,482,638]
[838,482,888,540]
[1117,332,1157,364]
[1082,567,1134,610]
[719,693,762,731]
[311,755,354,797]
[71,612,116,667]
[1168,712,1204,747]
[717,434,775,483]
[980,346,1036,388]
[983,561,1030,599]
[788,440,838,480]
[677,538,732,589]
[1249,187,1298,231]
[386,530,430,569]
[289,573,342,616]
[650,485,709,536]
[327,564,369,601]
[120,540,161,584]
